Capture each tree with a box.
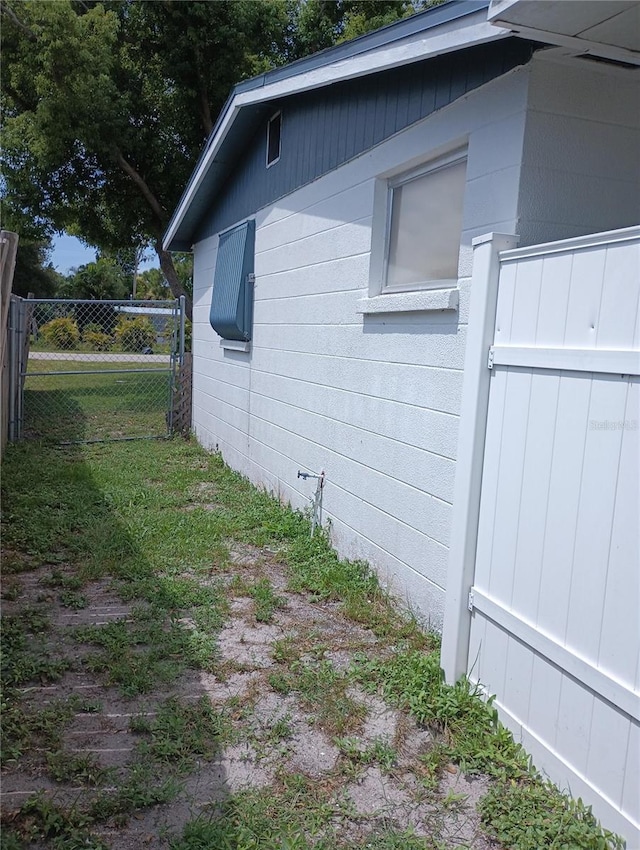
[57,258,128,301]
[1,1,430,316]
[0,0,290,320]
[287,1,442,59]
[0,193,61,298]
[136,254,191,301]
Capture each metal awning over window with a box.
[209,220,255,341]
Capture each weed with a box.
[42,569,84,591]
[416,742,449,790]
[336,736,397,773]
[1,612,69,688]
[289,660,366,735]
[1,579,22,600]
[75,615,220,695]
[59,590,88,609]
[132,696,225,772]
[269,716,293,743]
[46,750,111,787]
[250,577,286,623]
[353,649,529,779]
[75,697,103,713]
[3,794,107,849]
[88,763,179,822]
[172,779,341,848]
[268,671,292,694]
[479,779,625,850]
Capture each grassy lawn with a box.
[0,437,624,849]
[23,360,172,442]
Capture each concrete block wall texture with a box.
[192,65,531,627]
[518,55,640,247]
[191,55,639,628]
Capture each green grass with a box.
[131,696,226,772]
[24,358,171,441]
[0,436,625,850]
[249,577,286,623]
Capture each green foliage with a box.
[0,1,291,313]
[479,779,625,850]
[46,749,109,786]
[336,735,397,773]
[40,316,80,350]
[82,328,112,351]
[3,795,108,850]
[132,696,225,772]
[58,257,128,300]
[114,315,155,352]
[353,649,529,779]
[249,577,286,623]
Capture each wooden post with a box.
[0,231,19,455]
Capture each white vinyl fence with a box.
[443,226,640,843]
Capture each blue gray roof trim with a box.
[230,1,491,93]
[194,39,537,246]
[165,0,536,251]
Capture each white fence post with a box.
[441,232,519,684]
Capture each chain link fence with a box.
[14,299,185,443]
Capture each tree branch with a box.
[199,81,213,137]
[114,149,167,224]
[155,238,193,322]
[0,1,37,41]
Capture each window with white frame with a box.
[384,151,467,290]
[266,111,281,167]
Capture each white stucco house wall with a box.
[165,0,640,839]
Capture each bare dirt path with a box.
[1,539,499,850]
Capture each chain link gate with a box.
[11,298,185,443]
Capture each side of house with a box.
[187,47,638,629]
[165,1,639,837]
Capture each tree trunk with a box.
[155,239,193,322]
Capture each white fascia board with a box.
[163,102,240,251]
[235,19,505,106]
[489,21,640,65]
[163,16,506,251]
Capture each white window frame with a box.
[382,148,467,293]
[266,110,282,168]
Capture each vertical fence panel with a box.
[460,226,640,842]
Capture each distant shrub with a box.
[114,315,155,352]
[83,329,112,351]
[41,317,80,350]
[75,303,118,335]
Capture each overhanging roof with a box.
[488,0,640,64]
[164,0,505,251]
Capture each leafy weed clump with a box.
[479,779,625,850]
[1,794,107,849]
[354,647,528,779]
[249,577,286,623]
[131,695,225,772]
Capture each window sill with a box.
[220,339,251,353]
[357,288,459,315]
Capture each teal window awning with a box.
[210,220,255,341]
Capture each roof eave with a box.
[163,3,505,252]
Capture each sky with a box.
[50,234,159,275]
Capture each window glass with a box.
[267,112,281,166]
[386,157,466,288]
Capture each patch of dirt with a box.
[2,544,501,849]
